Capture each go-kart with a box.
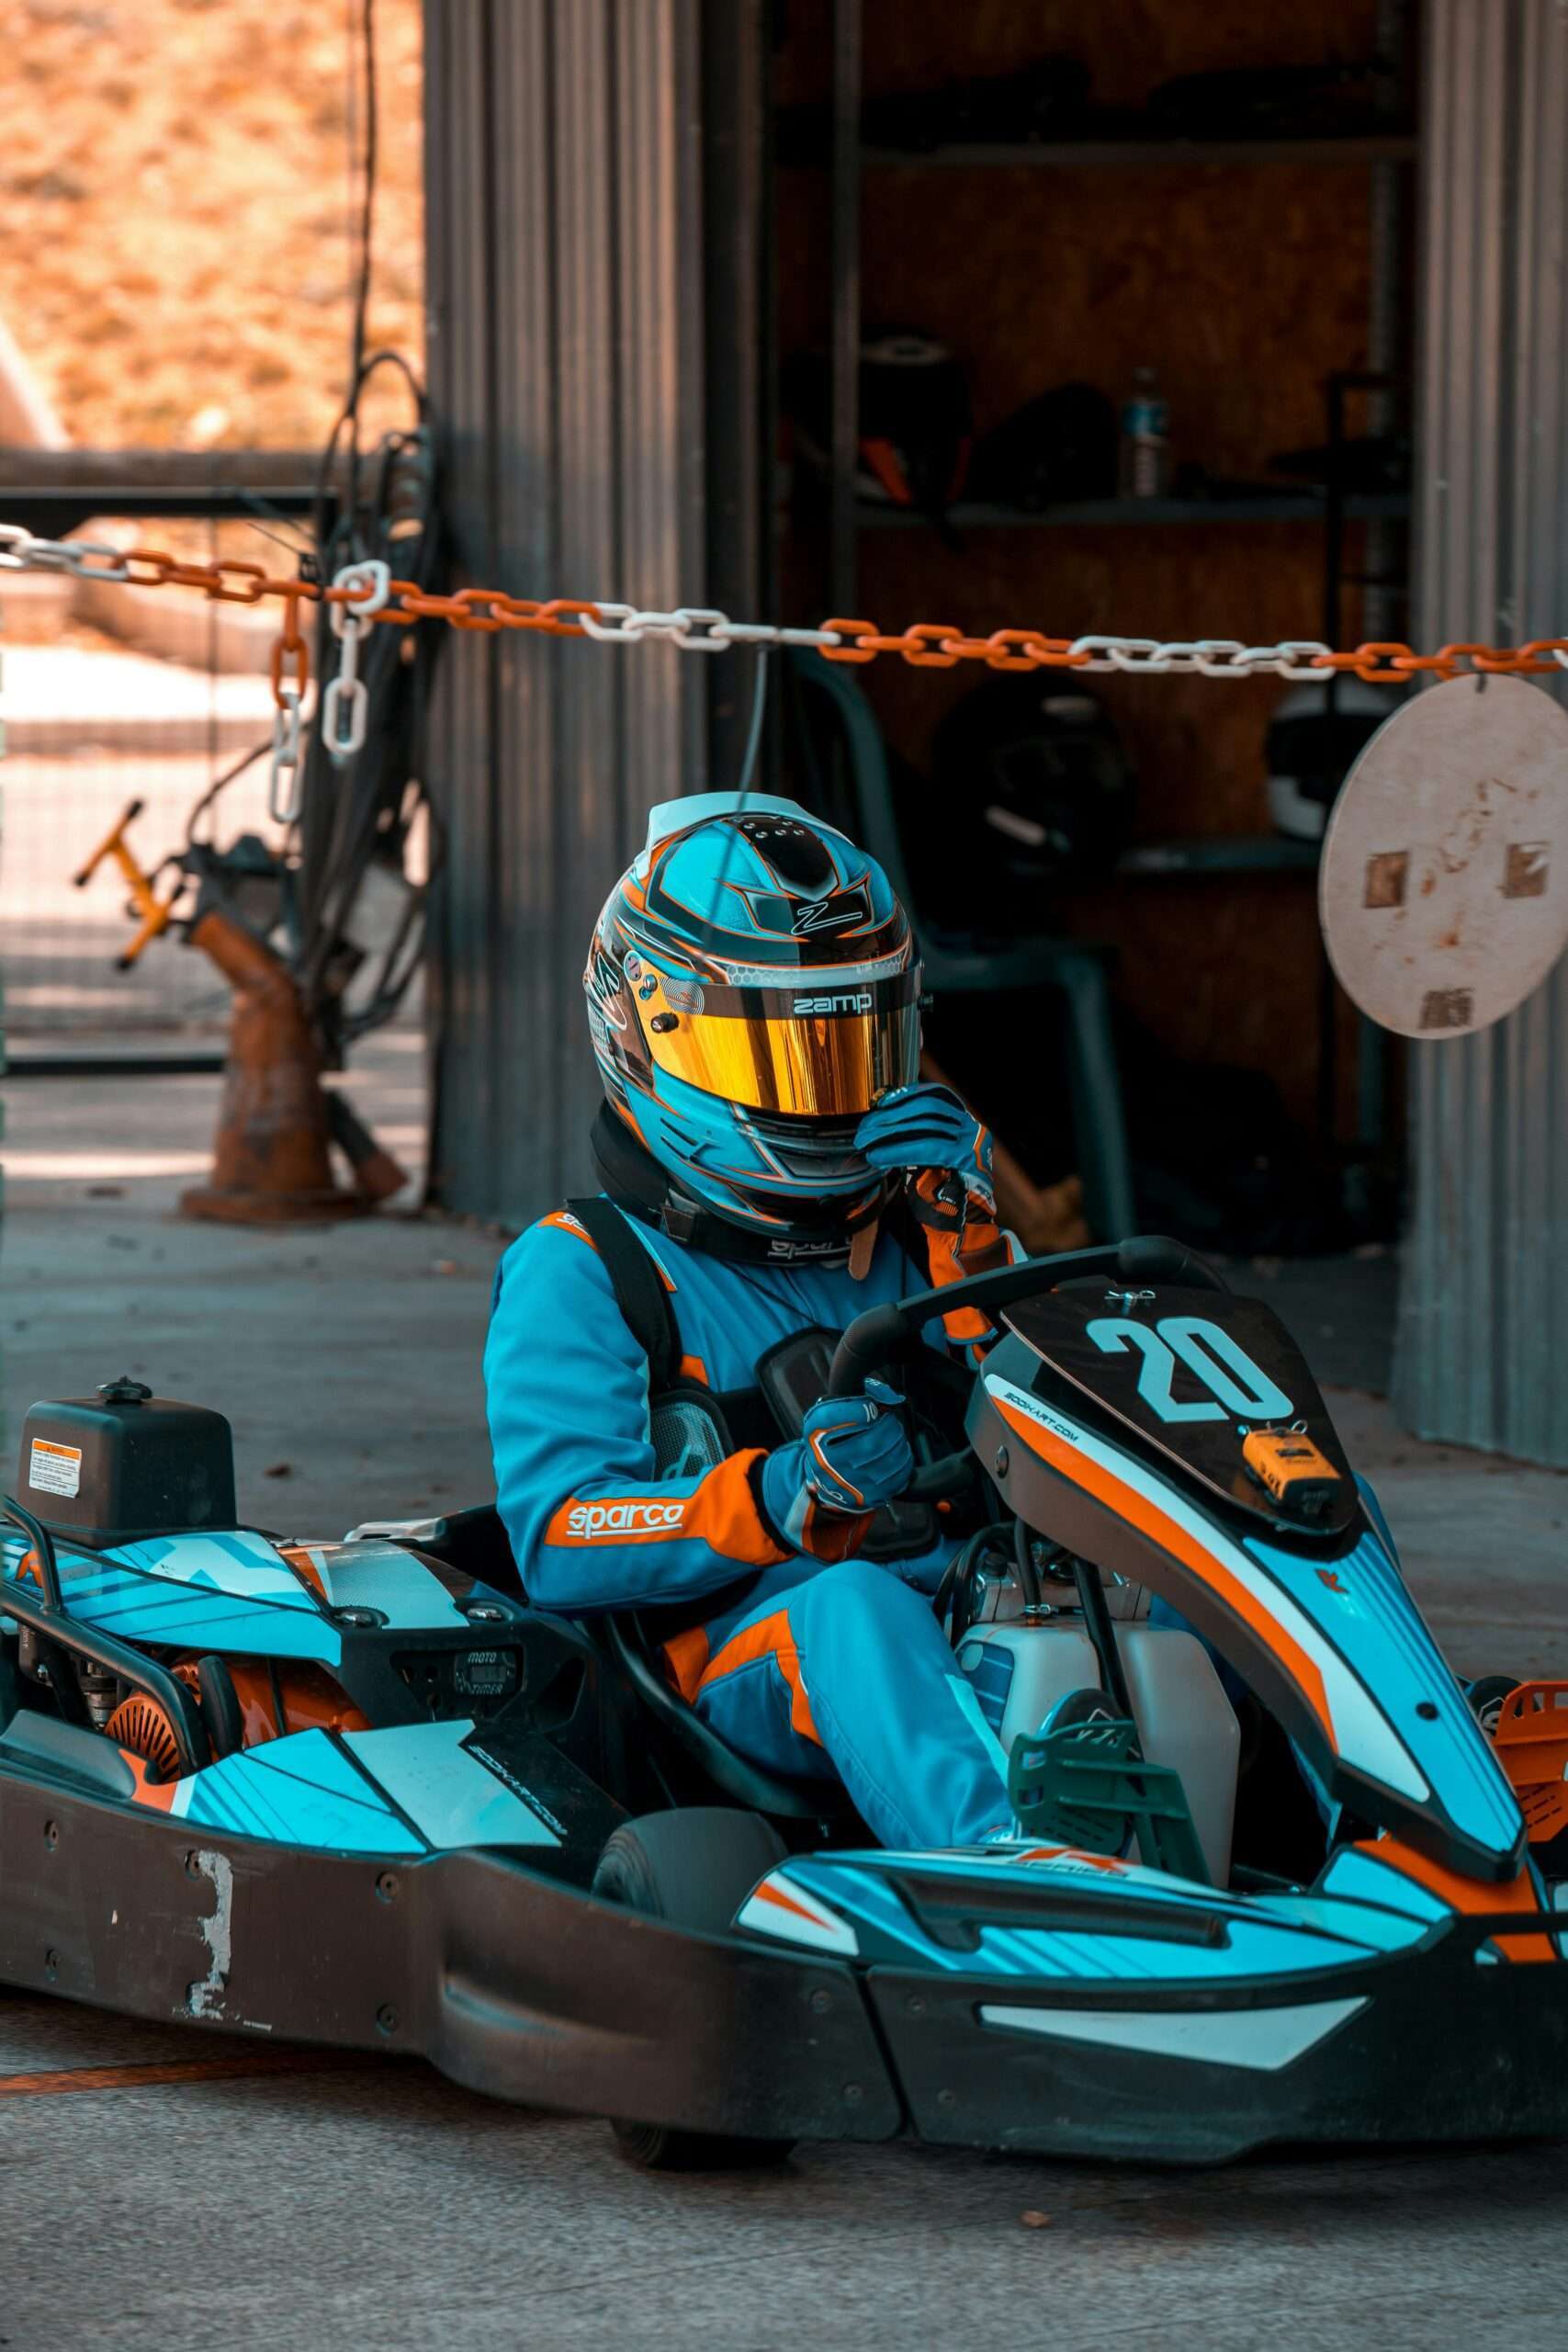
[4,1236,1566,2168]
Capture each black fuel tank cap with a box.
[98,1375,152,1406]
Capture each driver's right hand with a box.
[758,1378,914,1557]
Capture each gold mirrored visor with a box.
[641,972,921,1116]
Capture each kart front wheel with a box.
[1466,1673,1525,1738]
[592,1806,793,2172]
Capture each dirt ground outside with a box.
[0,0,423,452]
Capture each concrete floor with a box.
[3,1053,1568,2350]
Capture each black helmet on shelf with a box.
[926,676,1134,930]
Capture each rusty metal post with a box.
[179,912,398,1226]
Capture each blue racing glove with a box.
[759,1378,914,1560]
[856,1082,1011,1359]
[856,1082,995,1211]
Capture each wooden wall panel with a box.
[773,0,1403,1135]
[778,0,1385,110]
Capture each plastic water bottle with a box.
[1119,367,1170,500]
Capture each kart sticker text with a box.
[562,1498,686,1541]
[28,1438,82,1498]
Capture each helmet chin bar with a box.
[590,1103,892,1264]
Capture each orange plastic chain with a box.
[818,619,1568,686]
[110,547,609,706]
[13,539,1568,705]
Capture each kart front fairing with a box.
[966,1286,1528,1886]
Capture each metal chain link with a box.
[268,684,305,826]
[4,526,1568,695]
[320,557,389,763]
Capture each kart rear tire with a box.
[592,1807,794,2173]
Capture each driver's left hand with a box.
[857,1082,1011,1360]
[855,1083,995,1215]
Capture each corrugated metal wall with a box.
[423,0,706,1224]
[1396,0,1568,1459]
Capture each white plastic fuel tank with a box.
[955,1620,1240,1884]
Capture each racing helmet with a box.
[924,674,1133,930]
[584,795,920,1244]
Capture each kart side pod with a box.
[17,1381,237,1548]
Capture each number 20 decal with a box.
[1086,1315,1294,1425]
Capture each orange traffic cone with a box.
[180,910,404,1226]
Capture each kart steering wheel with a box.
[827,1235,1227,1502]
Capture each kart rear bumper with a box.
[0,1773,898,2143]
[4,1776,1565,2160]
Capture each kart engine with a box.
[12,1383,522,1781]
[106,1657,371,1773]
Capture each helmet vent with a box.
[728,812,837,893]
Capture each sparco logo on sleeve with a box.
[564,1499,686,1540]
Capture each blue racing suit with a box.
[484,1204,1017,1850]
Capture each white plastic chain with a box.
[0,523,135,581]
[268,685,305,825]
[577,604,845,652]
[321,558,389,765]
[1053,637,1344,678]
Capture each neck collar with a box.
[590,1103,874,1267]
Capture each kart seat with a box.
[388,1504,849,1826]
[602,1610,852,1825]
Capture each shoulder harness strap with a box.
[564,1195,682,1392]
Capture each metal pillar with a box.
[422,0,709,1225]
[829,0,862,618]
[1395,0,1568,1461]
[701,0,773,789]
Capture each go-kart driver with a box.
[485,794,1024,1851]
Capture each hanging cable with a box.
[353,0,376,368]
[736,645,770,797]
[287,0,445,1066]
[184,739,272,849]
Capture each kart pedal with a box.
[1009,1694,1212,1885]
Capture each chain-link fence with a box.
[0,517,298,1042]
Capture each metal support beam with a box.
[829,0,862,618]
[1397,0,1568,1462]
[702,0,773,790]
[422,0,708,1225]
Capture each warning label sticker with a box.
[28,1438,82,1499]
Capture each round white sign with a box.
[1318,673,1568,1040]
